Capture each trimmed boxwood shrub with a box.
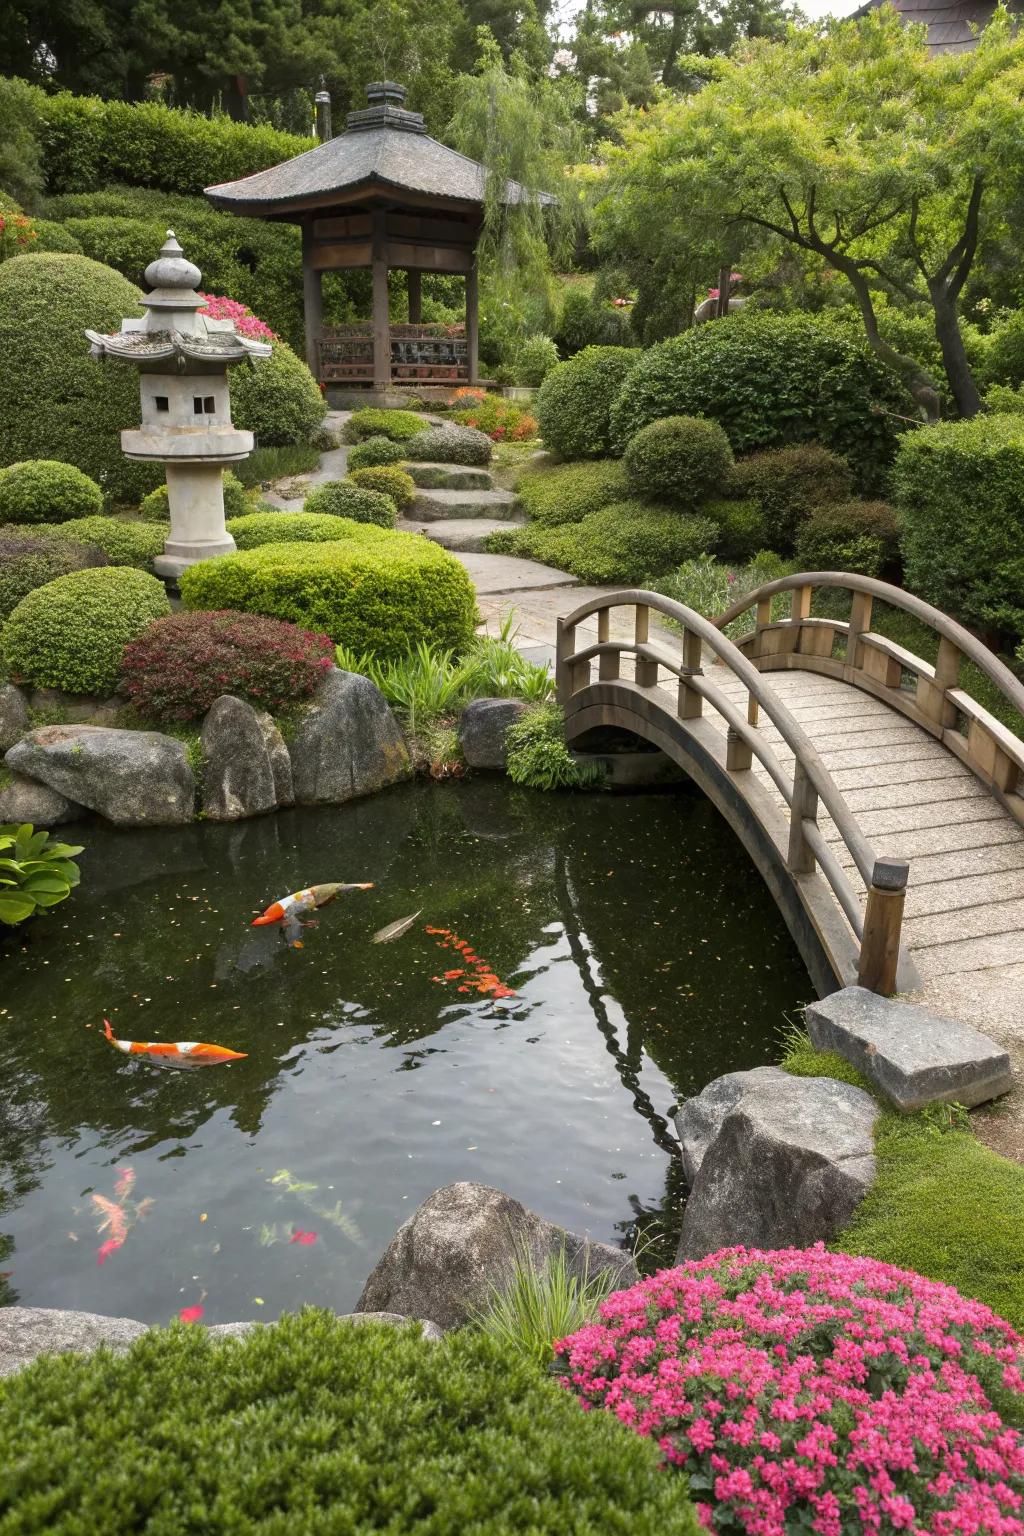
[230,339,326,447]
[226,512,358,549]
[0,253,160,504]
[983,310,1024,389]
[0,533,108,620]
[344,407,427,443]
[623,416,734,508]
[795,500,901,578]
[0,1310,697,1536]
[498,503,719,585]
[609,312,907,484]
[347,465,416,511]
[2,565,170,694]
[23,218,83,255]
[346,435,407,470]
[536,346,641,459]
[303,481,397,529]
[404,423,493,466]
[120,610,334,723]
[516,458,630,526]
[0,460,103,524]
[38,516,169,569]
[894,414,1024,636]
[179,529,478,660]
[702,498,768,563]
[139,470,250,524]
[729,444,854,552]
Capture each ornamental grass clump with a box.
[120,610,334,724]
[557,1244,1024,1536]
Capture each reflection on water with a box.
[0,781,810,1323]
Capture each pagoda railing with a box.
[318,323,468,384]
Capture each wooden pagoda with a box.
[205,82,538,397]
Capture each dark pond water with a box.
[0,782,810,1326]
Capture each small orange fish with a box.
[103,1018,246,1067]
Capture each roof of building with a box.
[849,0,1019,52]
[206,82,551,216]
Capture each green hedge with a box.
[346,436,408,470]
[303,482,397,529]
[894,413,1024,637]
[609,312,906,486]
[231,340,326,447]
[623,415,734,508]
[0,460,103,524]
[536,346,641,460]
[27,219,83,254]
[794,500,901,578]
[982,309,1024,389]
[140,472,251,524]
[2,565,170,694]
[0,532,107,621]
[24,516,169,569]
[701,499,768,563]
[516,458,630,526]
[496,502,719,584]
[344,408,428,443]
[226,512,360,549]
[0,1312,697,1536]
[0,253,160,503]
[729,443,854,552]
[179,529,478,660]
[347,465,416,511]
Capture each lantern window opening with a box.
[155,395,169,412]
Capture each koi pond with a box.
[0,781,810,1325]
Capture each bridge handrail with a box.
[556,588,912,994]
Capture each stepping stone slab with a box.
[676,1065,879,1261]
[398,516,524,553]
[454,552,579,594]
[805,985,1013,1110]
[405,462,493,491]
[409,487,517,522]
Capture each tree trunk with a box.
[833,257,942,422]
[930,285,982,418]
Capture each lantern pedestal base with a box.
[155,534,237,579]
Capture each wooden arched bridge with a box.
[556,573,1024,1018]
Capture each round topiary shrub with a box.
[0,253,161,504]
[120,609,334,723]
[40,516,169,568]
[0,460,104,525]
[515,333,561,387]
[226,511,358,549]
[558,1245,1024,1536]
[0,1311,695,1536]
[2,565,171,694]
[346,435,407,470]
[0,532,108,620]
[403,424,493,466]
[729,443,854,552]
[343,407,427,443]
[230,339,327,447]
[139,471,250,523]
[179,528,477,660]
[623,415,734,508]
[303,481,396,528]
[794,499,901,577]
[346,465,416,511]
[536,346,642,460]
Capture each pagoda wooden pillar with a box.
[407,269,422,325]
[371,207,390,391]
[301,221,323,379]
[466,260,479,385]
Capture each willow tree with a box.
[592,7,1024,418]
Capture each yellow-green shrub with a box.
[226,512,356,549]
[515,458,629,526]
[347,465,416,511]
[0,460,103,524]
[2,565,170,693]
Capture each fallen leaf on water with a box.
[371,910,421,944]
[199,1213,208,1223]
[253,1297,265,1306]
[178,1304,205,1324]
[290,1229,318,1246]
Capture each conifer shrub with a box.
[0,1311,697,1536]
[179,529,477,660]
[2,566,170,694]
[120,610,334,723]
[343,408,427,443]
[230,339,326,446]
[347,465,416,511]
[729,444,854,552]
[496,503,718,585]
[302,481,397,529]
[139,471,251,523]
[346,435,407,470]
[536,346,641,459]
[226,512,358,549]
[622,416,734,508]
[0,533,108,621]
[516,458,630,526]
[404,424,493,466]
[794,500,901,578]
[0,460,103,524]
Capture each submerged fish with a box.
[103,1018,246,1067]
[252,882,374,928]
[371,910,421,944]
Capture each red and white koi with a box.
[103,1018,246,1067]
[251,881,374,926]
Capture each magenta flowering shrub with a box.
[556,1246,1024,1536]
[198,293,277,342]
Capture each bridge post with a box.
[678,630,702,718]
[787,761,818,874]
[920,636,959,730]
[556,617,575,705]
[635,604,659,686]
[598,607,620,680]
[726,726,752,771]
[846,590,873,672]
[858,859,909,996]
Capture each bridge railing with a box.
[713,572,1024,828]
[556,589,913,996]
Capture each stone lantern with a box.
[86,230,271,578]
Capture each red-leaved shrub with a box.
[120,609,333,723]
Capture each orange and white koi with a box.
[251,882,374,927]
[103,1018,246,1067]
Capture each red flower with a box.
[178,1304,205,1323]
[290,1229,318,1246]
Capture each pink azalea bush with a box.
[198,293,277,342]
[556,1245,1024,1536]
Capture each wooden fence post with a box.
[858,858,909,997]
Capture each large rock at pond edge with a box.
[356,1182,638,1333]
[676,1067,879,1261]
[458,698,529,770]
[290,669,411,805]
[0,1307,148,1378]
[200,695,277,821]
[0,771,80,827]
[0,683,30,752]
[257,710,294,807]
[6,725,194,826]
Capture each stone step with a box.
[398,515,525,553]
[408,486,517,522]
[405,462,494,491]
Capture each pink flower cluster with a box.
[198,293,277,342]
[556,1246,1024,1536]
